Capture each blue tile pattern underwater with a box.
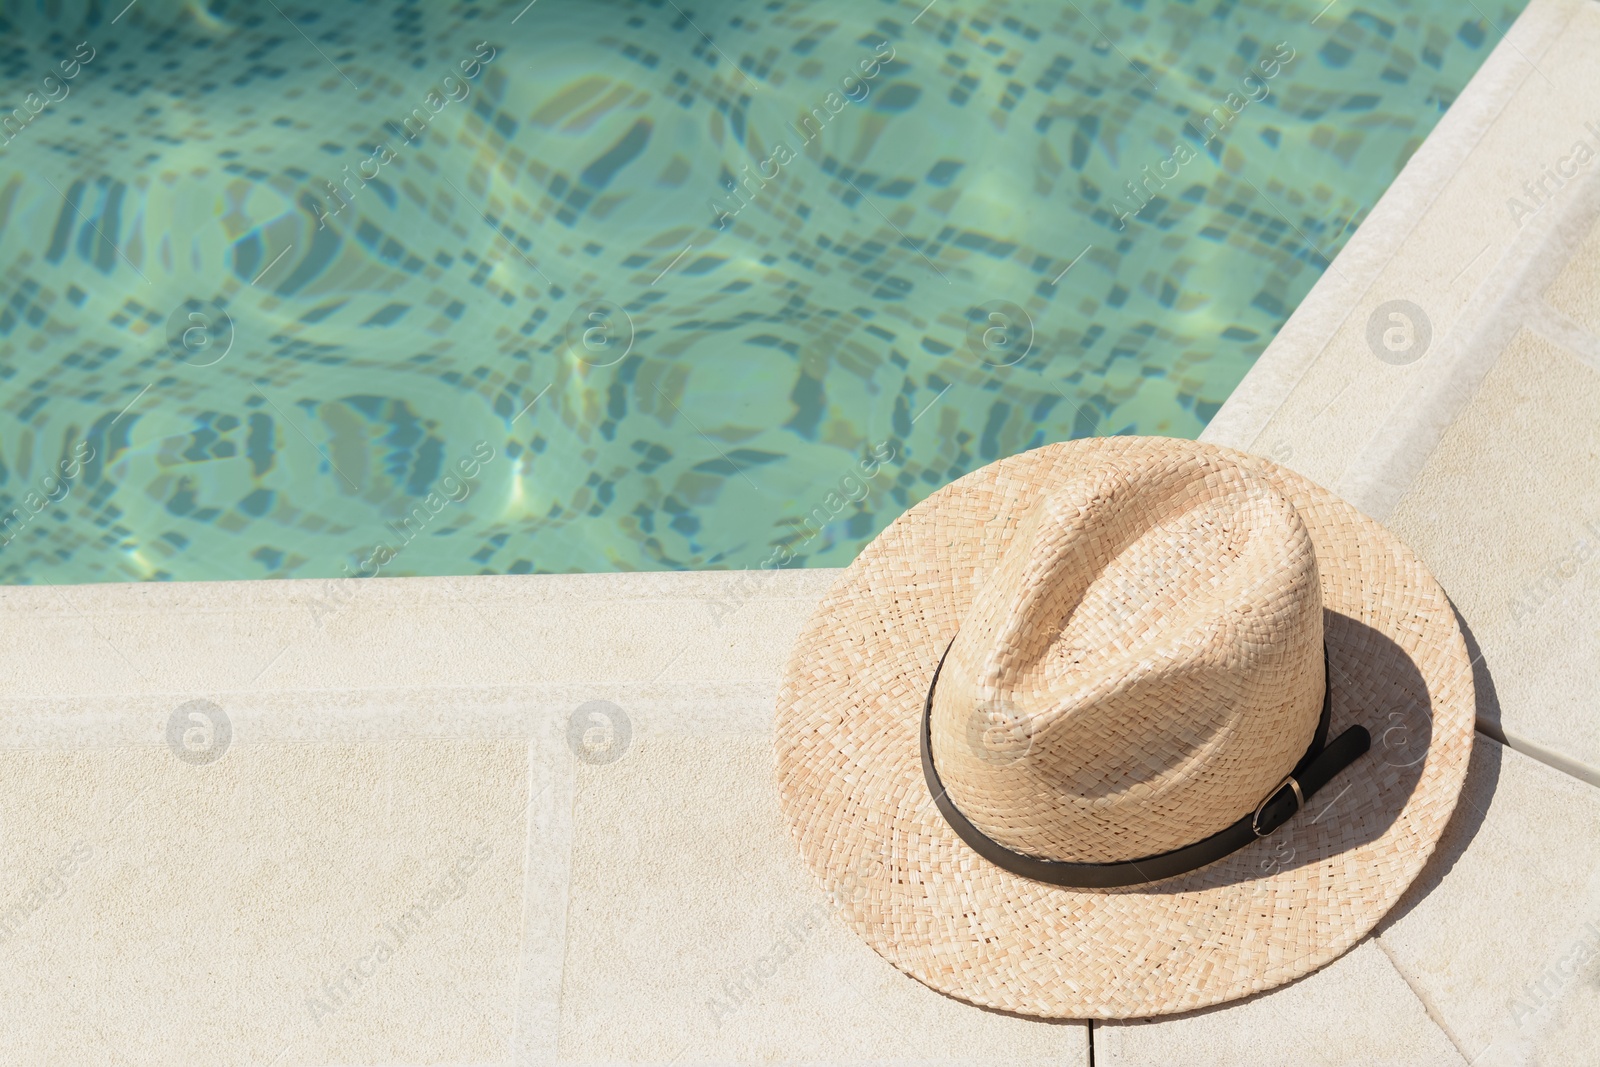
[0,0,1524,582]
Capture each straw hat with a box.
[773,437,1474,1018]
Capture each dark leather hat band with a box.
[920,640,1371,889]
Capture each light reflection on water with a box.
[0,0,1521,582]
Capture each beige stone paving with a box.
[0,736,529,1064]
[1097,736,1600,1067]
[0,568,829,699]
[0,569,1095,1064]
[1378,740,1600,1067]
[1545,211,1600,333]
[1,560,1509,1066]
[1097,940,1468,1067]
[1385,330,1600,772]
[560,734,1085,1064]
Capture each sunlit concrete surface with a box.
[0,569,1093,1064]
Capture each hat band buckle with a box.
[920,638,1371,888]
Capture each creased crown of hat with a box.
[930,449,1325,863]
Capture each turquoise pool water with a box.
[0,0,1524,582]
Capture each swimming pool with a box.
[0,0,1524,583]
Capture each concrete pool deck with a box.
[5,0,1600,1064]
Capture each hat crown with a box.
[929,449,1325,863]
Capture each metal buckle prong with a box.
[1252,774,1305,838]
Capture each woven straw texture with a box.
[773,437,1475,1019]
[929,447,1325,863]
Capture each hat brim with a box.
[773,437,1475,1019]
